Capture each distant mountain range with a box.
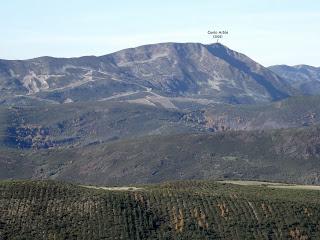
[1,42,320,186]
[0,42,302,107]
[269,64,320,95]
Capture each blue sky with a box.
[1,0,319,66]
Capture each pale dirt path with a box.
[81,185,144,191]
[218,180,320,191]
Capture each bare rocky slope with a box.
[0,42,296,106]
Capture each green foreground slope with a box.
[1,180,320,239]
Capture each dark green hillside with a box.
[1,180,320,239]
[0,101,202,149]
[54,126,320,185]
[184,95,320,131]
[1,125,320,185]
[1,96,320,186]
[1,95,320,150]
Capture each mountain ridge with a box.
[269,64,320,95]
[0,42,297,105]
[0,42,253,61]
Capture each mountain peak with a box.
[206,42,227,48]
[0,42,296,105]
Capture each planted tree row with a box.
[0,180,320,239]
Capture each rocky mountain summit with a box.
[0,42,296,107]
